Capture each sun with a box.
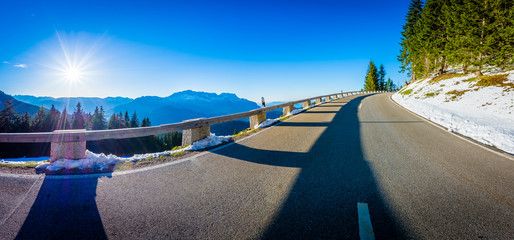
[46,31,106,85]
[64,66,83,82]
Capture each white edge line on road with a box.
[389,94,514,161]
[0,175,43,227]
[357,202,376,240]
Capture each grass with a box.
[0,161,47,169]
[475,74,512,88]
[445,89,470,101]
[424,92,439,98]
[430,73,464,83]
[399,89,413,95]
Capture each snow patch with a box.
[393,70,514,154]
[0,156,50,165]
[2,134,232,172]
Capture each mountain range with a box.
[0,90,41,115]
[9,90,261,133]
[13,95,133,115]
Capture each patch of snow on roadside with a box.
[255,119,280,129]
[0,156,50,165]
[44,134,232,171]
[392,70,514,154]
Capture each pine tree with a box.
[398,0,424,79]
[31,106,46,132]
[418,0,449,75]
[0,100,17,132]
[124,111,130,128]
[364,60,379,91]
[18,112,31,132]
[107,113,119,129]
[385,78,392,92]
[58,108,70,130]
[71,102,85,129]
[48,104,61,131]
[130,112,139,128]
[487,0,514,68]
[140,117,151,127]
[378,64,386,90]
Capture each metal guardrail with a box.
[0,90,385,160]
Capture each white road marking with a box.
[359,103,363,110]
[358,202,375,240]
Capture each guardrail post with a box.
[283,105,294,115]
[316,98,322,104]
[50,129,87,162]
[182,124,210,146]
[303,100,311,108]
[250,112,266,128]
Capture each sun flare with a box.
[63,66,83,82]
[45,31,107,86]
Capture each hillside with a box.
[392,69,514,154]
[0,91,41,115]
[14,95,133,114]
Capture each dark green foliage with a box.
[364,60,379,91]
[378,64,386,90]
[385,78,396,92]
[398,0,424,79]
[399,0,514,79]
[364,61,394,91]
[124,111,130,128]
[86,106,107,130]
[71,102,85,129]
[141,117,151,127]
[130,112,139,128]
[158,132,183,151]
[0,100,18,133]
[31,106,47,132]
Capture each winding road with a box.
[1,93,513,239]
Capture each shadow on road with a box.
[216,96,409,239]
[15,175,110,240]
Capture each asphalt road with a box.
[1,93,513,239]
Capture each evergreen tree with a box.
[129,112,139,128]
[58,108,70,130]
[418,0,449,75]
[398,0,424,79]
[364,60,379,91]
[487,0,514,68]
[107,113,120,129]
[71,102,85,129]
[18,112,31,132]
[378,64,386,90]
[0,100,17,132]
[124,111,130,128]
[31,106,47,132]
[399,0,514,79]
[48,104,61,131]
[385,78,394,92]
[141,117,151,127]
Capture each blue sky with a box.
[0,0,410,102]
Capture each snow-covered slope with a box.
[392,70,514,154]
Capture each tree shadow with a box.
[15,174,110,240]
[215,96,408,239]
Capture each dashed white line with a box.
[357,202,375,240]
